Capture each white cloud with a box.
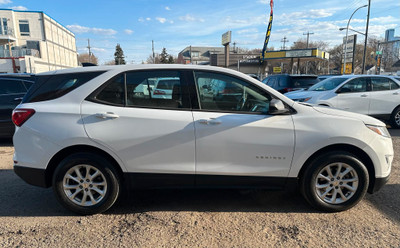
[139,17,151,22]
[91,47,107,53]
[66,24,117,36]
[279,9,335,20]
[10,6,27,11]
[0,0,12,4]
[165,6,171,11]
[124,29,134,35]
[146,17,151,21]
[156,17,167,24]
[237,28,259,35]
[179,14,205,23]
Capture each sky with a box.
[1,0,399,64]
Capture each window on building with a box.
[19,20,30,36]
[191,51,200,58]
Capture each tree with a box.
[159,48,170,63]
[103,60,116,65]
[146,54,160,64]
[78,53,98,65]
[168,55,174,64]
[114,44,126,65]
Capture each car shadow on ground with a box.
[0,169,319,216]
[366,184,400,224]
[389,129,400,137]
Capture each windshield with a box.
[308,77,349,91]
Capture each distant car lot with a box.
[262,74,320,93]
[285,75,400,128]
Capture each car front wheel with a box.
[52,152,121,215]
[300,151,369,212]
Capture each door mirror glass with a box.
[269,99,288,115]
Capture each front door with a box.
[191,71,295,187]
[81,70,195,187]
[336,77,370,114]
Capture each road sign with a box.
[222,31,231,46]
[273,67,282,73]
[376,51,382,55]
[341,63,352,74]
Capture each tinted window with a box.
[371,78,392,91]
[390,80,399,89]
[23,71,105,103]
[290,77,319,87]
[340,78,367,93]
[126,71,186,109]
[22,81,33,90]
[195,71,271,113]
[309,77,349,91]
[0,79,26,94]
[278,77,288,87]
[94,74,125,106]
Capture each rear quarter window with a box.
[23,71,105,103]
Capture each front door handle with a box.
[14,97,23,101]
[95,112,119,119]
[393,92,399,95]
[198,118,222,125]
[360,94,368,97]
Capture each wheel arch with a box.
[297,144,376,194]
[44,145,124,187]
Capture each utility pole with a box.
[189,45,192,64]
[303,32,313,74]
[87,39,91,63]
[361,0,371,74]
[233,42,237,53]
[281,37,289,50]
[303,31,314,48]
[152,40,155,64]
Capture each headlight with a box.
[296,97,311,102]
[366,125,391,138]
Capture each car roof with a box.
[36,64,246,76]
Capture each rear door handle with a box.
[393,92,399,95]
[95,112,119,119]
[14,97,23,101]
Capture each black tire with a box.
[390,106,400,129]
[300,151,369,212]
[52,152,121,215]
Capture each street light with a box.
[339,27,365,36]
[342,4,368,75]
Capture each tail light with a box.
[284,88,294,92]
[153,89,166,95]
[12,108,35,127]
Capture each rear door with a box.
[368,77,400,116]
[0,79,27,136]
[81,70,196,187]
[336,77,370,114]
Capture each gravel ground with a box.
[0,130,399,247]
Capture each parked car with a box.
[318,75,339,81]
[151,77,180,99]
[284,75,400,128]
[262,74,320,93]
[0,74,34,137]
[13,65,392,215]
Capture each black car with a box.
[0,74,34,137]
[262,74,320,93]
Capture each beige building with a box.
[0,9,78,73]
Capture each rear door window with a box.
[23,71,105,103]
[290,77,319,88]
[0,79,26,94]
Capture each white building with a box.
[0,9,78,74]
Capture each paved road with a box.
[0,131,399,247]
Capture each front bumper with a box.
[14,165,49,188]
[368,175,390,194]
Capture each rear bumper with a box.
[368,175,390,194]
[14,165,49,188]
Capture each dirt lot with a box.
[0,131,399,248]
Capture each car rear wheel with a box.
[390,106,400,129]
[300,151,369,212]
[52,152,121,215]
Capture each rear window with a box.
[289,77,319,87]
[156,79,180,90]
[23,71,105,103]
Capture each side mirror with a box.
[269,99,289,115]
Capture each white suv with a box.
[13,65,393,214]
[285,75,400,128]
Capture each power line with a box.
[281,36,289,50]
[303,31,314,48]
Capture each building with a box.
[384,29,400,62]
[0,9,78,74]
[177,46,224,65]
